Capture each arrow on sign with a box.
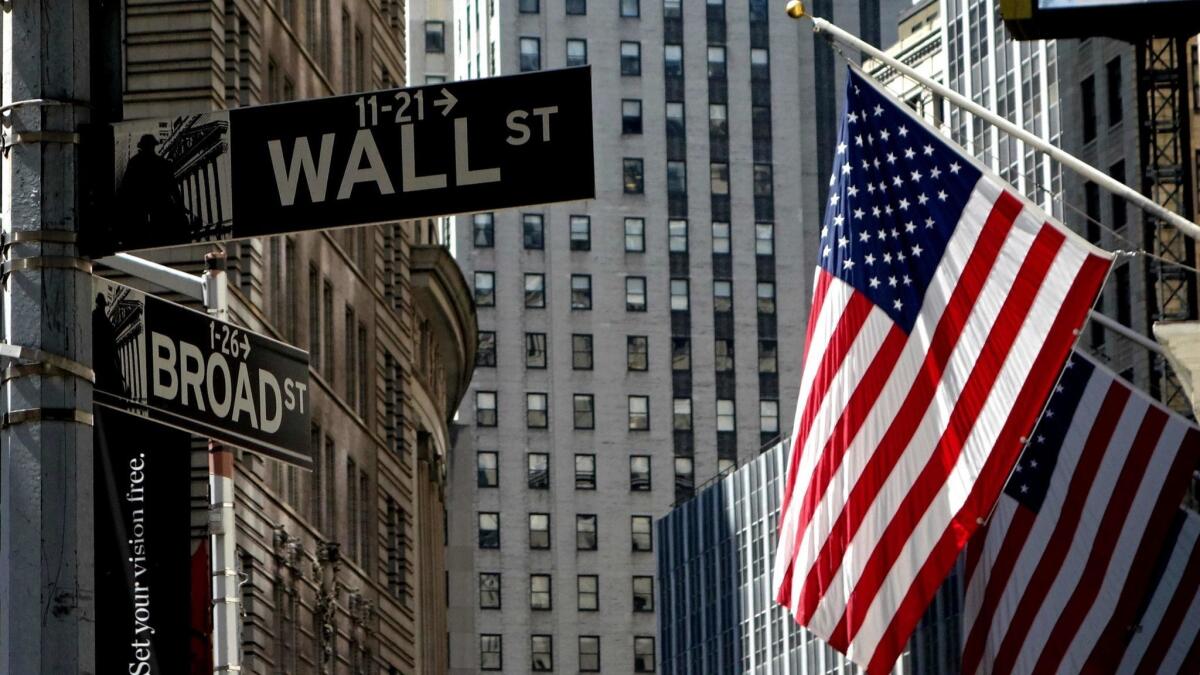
[434,88,457,116]
[241,333,251,358]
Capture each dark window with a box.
[757,282,776,314]
[572,334,593,369]
[620,41,641,76]
[479,573,501,609]
[627,335,648,371]
[672,338,691,371]
[524,274,545,308]
[519,0,539,13]
[531,635,553,671]
[1107,57,1123,125]
[574,394,595,429]
[667,161,687,198]
[480,634,502,670]
[566,0,586,15]
[758,340,777,374]
[576,514,598,550]
[528,452,550,489]
[570,215,591,250]
[520,37,541,71]
[634,637,655,672]
[673,398,692,431]
[578,576,599,611]
[1084,181,1101,243]
[674,456,694,498]
[750,48,769,80]
[712,222,731,254]
[571,274,593,309]
[526,393,548,428]
[754,163,773,198]
[530,575,552,610]
[477,331,496,367]
[566,38,588,67]
[632,576,654,612]
[626,276,647,311]
[670,278,689,311]
[625,217,645,252]
[477,451,498,487]
[523,213,544,249]
[529,514,550,550]
[620,0,639,17]
[476,391,497,426]
[473,213,494,247]
[664,0,681,17]
[478,512,500,549]
[1110,161,1127,230]
[761,400,779,435]
[1116,263,1131,326]
[717,399,735,432]
[526,332,547,368]
[579,636,600,671]
[628,396,649,430]
[713,280,732,313]
[1081,76,1096,143]
[575,454,596,489]
[624,158,645,193]
[707,45,726,79]
[424,21,445,53]
[710,162,729,195]
[631,516,652,551]
[622,99,643,134]
[666,102,686,144]
[668,219,688,252]
[756,223,774,255]
[664,44,683,77]
[709,104,728,138]
[474,271,495,306]
[630,455,651,491]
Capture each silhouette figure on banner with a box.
[117,134,191,248]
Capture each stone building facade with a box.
[116,1,475,673]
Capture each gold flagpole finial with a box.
[785,0,806,19]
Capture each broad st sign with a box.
[93,278,313,468]
[86,67,594,256]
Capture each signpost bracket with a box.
[0,255,93,278]
[2,407,94,428]
[0,342,96,383]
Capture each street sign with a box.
[85,66,594,256]
[92,277,313,468]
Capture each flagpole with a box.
[784,2,1200,246]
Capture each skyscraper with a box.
[434,1,904,672]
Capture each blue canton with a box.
[821,69,983,333]
[1004,355,1095,512]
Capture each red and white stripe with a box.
[772,176,1113,674]
[961,360,1200,675]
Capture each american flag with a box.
[961,352,1200,675]
[771,67,1113,675]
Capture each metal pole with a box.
[1,0,95,672]
[791,11,1200,245]
[1088,309,1167,357]
[203,250,239,673]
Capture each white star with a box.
[837,235,849,248]
[848,111,859,123]
[880,128,891,141]
[1054,384,1064,394]
[911,170,923,182]
[833,213,845,227]
[853,207,865,220]
[1020,485,1029,494]
[872,157,882,169]
[830,193,840,206]
[925,217,935,229]
[937,190,948,201]
[904,147,916,160]
[896,250,906,262]
[873,104,883,116]
[890,228,900,239]
[861,159,870,170]
[842,162,852,175]
[877,228,888,240]
[902,274,912,286]
[872,206,882,218]
[893,298,903,310]
[858,231,871,243]
[886,152,897,164]
[867,133,875,146]
[855,134,864,146]
[1015,464,1023,473]
[1030,459,1039,468]
[1036,435,1045,445]
[866,183,876,194]
[882,252,893,264]
[911,244,923,257]
[847,185,859,198]
[923,144,934,156]
[854,85,861,94]
[893,176,904,187]
[1045,409,1055,418]
[930,166,942,179]
[878,181,889,193]
[868,276,880,289]
[917,193,929,205]
[1066,359,1075,369]
[949,161,961,174]
[884,205,894,216]
[904,221,916,233]
[898,125,909,137]
[842,258,855,270]
[864,253,876,265]
[829,173,837,186]
[823,244,831,257]
[837,141,847,154]
[821,225,829,237]
[898,198,910,210]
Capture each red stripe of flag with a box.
[1130,532,1200,675]
[783,270,836,515]
[960,510,1035,674]
[793,191,1023,624]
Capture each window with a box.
[526,393,548,428]
[761,400,779,434]
[620,41,641,76]
[751,47,769,80]
[570,215,591,250]
[480,634,502,670]
[622,99,643,134]
[1085,181,1102,243]
[668,219,688,253]
[480,573,501,609]
[664,44,683,77]
[578,576,599,611]
[472,213,494,247]
[757,282,776,314]
[716,399,735,431]
[566,38,588,67]
[718,458,736,475]
[574,394,595,429]
[524,274,546,308]
[630,456,651,491]
[625,217,645,252]
[478,512,500,548]
[531,635,553,671]
[755,223,774,255]
[631,516,652,551]
[425,21,445,53]
[711,222,731,254]
[754,164,773,198]
[571,274,592,310]
[1110,161,1127,230]
[523,213,544,249]
[528,453,549,489]
[627,335,648,371]
[525,332,547,369]
[626,277,647,311]
[670,279,689,311]
[710,162,730,195]
[709,104,728,137]
[633,576,654,611]
[624,158,645,193]
[620,0,639,17]
[575,454,596,490]
[530,574,552,609]
[634,637,655,672]
[713,280,732,312]
[1116,263,1131,326]
[1107,57,1123,125]
[579,635,600,671]
[520,37,541,72]
[1081,75,1096,143]
[758,340,777,374]
[672,338,691,371]
[529,514,550,549]
[474,271,495,306]
[476,331,497,367]
[572,334,593,369]
[673,398,692,431]
[666,102,685,141]
[707,46,726,78]
[674,457,694,495]
[566,0,586,15]
[715,339,734,372]
[667,161,687,197]
[476,391,497,426]
[477,451,498,488]
[576,514,598,550]
[519,0,538,13]
[628,396,649,430]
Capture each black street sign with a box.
[86,67,594,256]
[92,277,313,468]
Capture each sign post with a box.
[84,67,595,257]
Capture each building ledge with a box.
[410,245,477,418]
[1153,320,1200,420]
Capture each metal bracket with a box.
[0,343,95,383]
[3,407,93,428]
[1,255,92,277]
[0,230,79,249]
[1,130,80,149]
